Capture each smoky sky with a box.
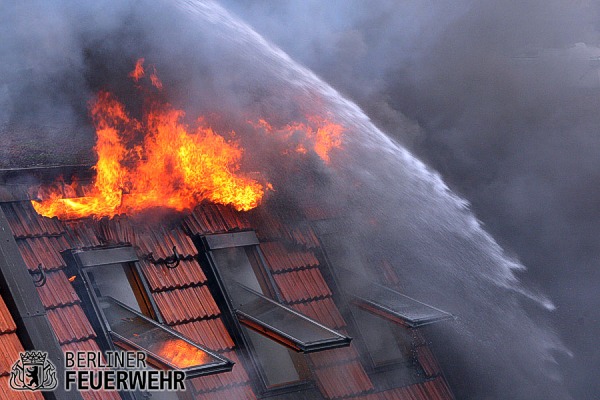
[218,1,600,399]
[1,1,598,399]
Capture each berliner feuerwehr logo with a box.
[9,351,58,391]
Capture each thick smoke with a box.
[1,1,590,399]
[215,1,600,399]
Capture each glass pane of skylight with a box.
[99,296,233,377]
[339,268,454,328]
[234,285,351,353]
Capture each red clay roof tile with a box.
[60,337,125,400]
[47,305,96,345]
[0,376,44,399]
[193,384,256,400]
[136,227,197,260]
[60,337,101,354]
[16,236,70,271]
[290,299,346,330]
[153,286,220,325]
[378,259,401,287]
[0,333,25,376]
[248,211,320,249]
[1,202,64,238]
[313,360,373,399]
[140,258,206,292]
[173,318,234,352]
[0,296,16,334]
[348,393,380,400]
[416,345,440,378]
[184,203,251,235]
[36,271,80,309]
[273,268,331,303]
[260,242,319,272]
[378,377,454,400]
[2,199,453,399]
[190,351,250,393]
[309,344,360,368]
[95,216,136,245]
[64,221,103,248]
[286,223,321,249]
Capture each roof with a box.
[0,292,43,400]
[0,197,454,399]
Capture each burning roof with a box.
[0,188,454,399]
[31,60,344,221]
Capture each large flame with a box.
[32,60,265,219]
[32,59,344,220]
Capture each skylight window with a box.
[62,245,233,379]
[195,231,351,390]
[339,267,454,328]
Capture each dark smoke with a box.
[217,1,600,399]
[1,1,594,399]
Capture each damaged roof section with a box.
[0,176,455,399]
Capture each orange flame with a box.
[129,58,145,81]
[153,339,210,369]
[32,61,265,220]
[251,115,343,164]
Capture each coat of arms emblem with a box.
[9,351,58,391]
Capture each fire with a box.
[251,115,343,164]
[129,58,145,82]
[153,339,209,369]
[32,60,265,220]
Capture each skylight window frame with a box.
[193,230,351,395]
[61,245,234,381]
[311,220,453,379]
[97,296,233,378]
[196,231,351,353]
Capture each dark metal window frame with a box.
[61,245,233,380]
[309,224,442,380]
[193,231,340,397]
